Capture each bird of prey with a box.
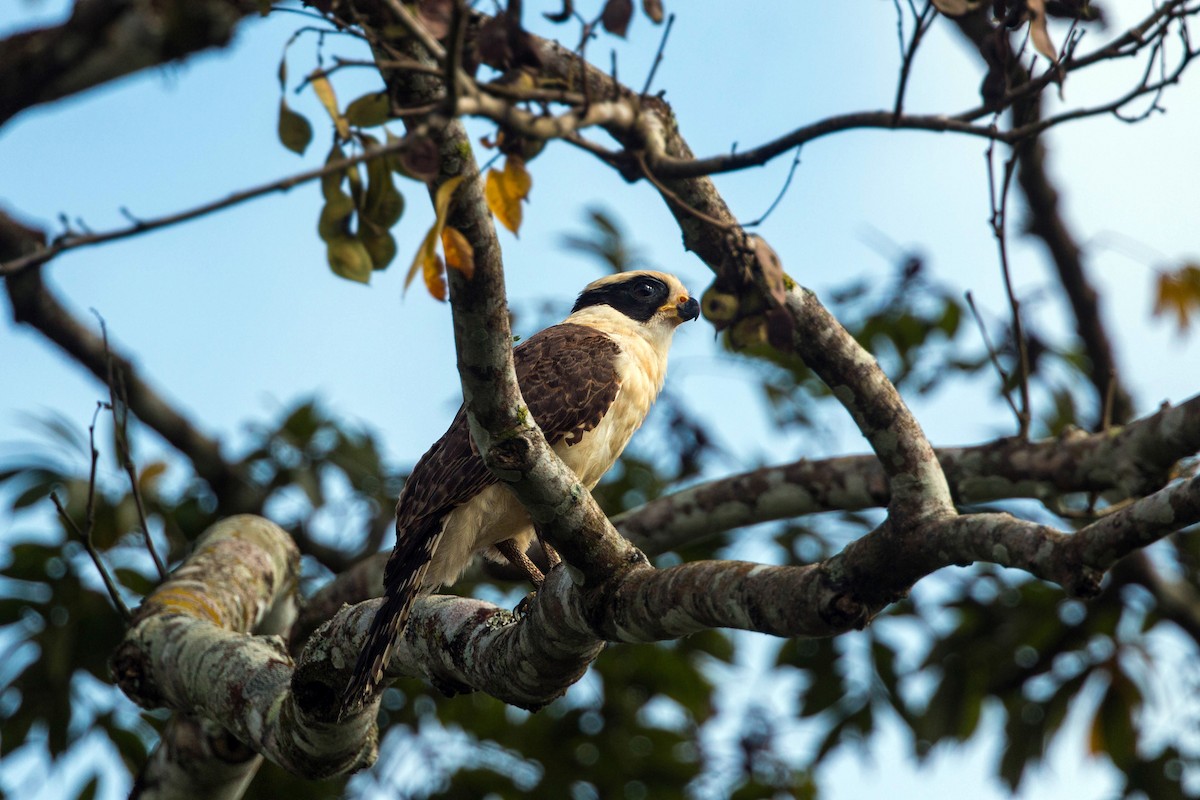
[342,270,699,712]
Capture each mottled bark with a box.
[113,516,377,780]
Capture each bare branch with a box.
[965,290,1023,429]
[1072,473,1200,569]
[984,139,1032,437]
[0,134,427,277]
[3,258,256,514]
[97,316,169,579]
[618,391,1200,553]
[893,1,937,117]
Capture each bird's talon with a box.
[515,592,537,617]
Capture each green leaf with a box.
[277,98,313,156]
[362,142,405,229]
[318,145,356,244]
[75,777,99,800]
[326,237,374,284]
[344,92,391,128]
[13,481,51,509]
[361,225,398,271]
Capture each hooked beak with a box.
[676,296,700,323]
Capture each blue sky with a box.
[2,1,1198,798]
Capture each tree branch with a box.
[111,516,379,780]
[377,29,646,586]
[0,0,258,127]
[616,391,1200,552]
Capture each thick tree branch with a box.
[0,0,257,127]
[618,391,1200,554]
[112,516,376,780]
[307,467,1200,710]
[376,30,646,586]
[297,387,1200,636]
[1071,473,1200,569]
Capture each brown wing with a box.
[341,323,622,713]
[515,323,623,447]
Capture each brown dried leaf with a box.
[602,0,634,37]
[931,0,982,15]
[484,155,532,235]
[441,226,475,279]
[396,136,440,181]
[1027,0,1058,62]
[416,0,452,39]
[425,254,448,300]
[642,0,664,24]
[476,13,511,67]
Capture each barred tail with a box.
[340,521,445,717]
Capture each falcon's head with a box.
[568,270,699,346]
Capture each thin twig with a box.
[640,13,676,96]
[634,152,739,232]
[52,492,130,619]
[643,1,1199,180]
[0,133,424,276]
[985,140,1031,438]
[746,147,802,228]
[380,0,447,63]
[1101,369,1118,433]
[965,291,1022,429]
[50,405,131,619]
[298,56,444,92]
[97,315,169,580]
[893,0,936,118]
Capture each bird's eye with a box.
[633,281,656,299]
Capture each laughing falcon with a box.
[343,271,699,711]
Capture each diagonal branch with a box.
[2,246,257,514]
[0,0,258,127]
[376,26,645,585]
[0,134,429,277]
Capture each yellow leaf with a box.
[405,175,465,298]
[138,461,168,493]
[425,254,447,300]
[1152,263,1200,333]
[485,155,532,235]
[441,226,475,279]
[310,72,350,140]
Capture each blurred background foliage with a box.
[3,210,1198,799]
